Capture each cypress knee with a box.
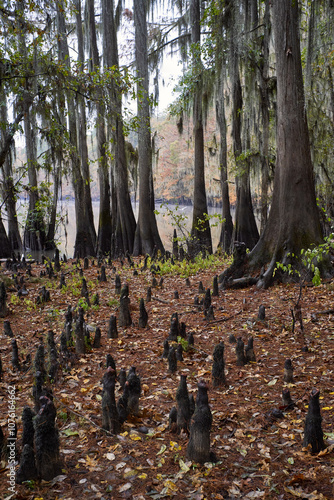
[108,315,118,339]
[11,339,20,371]
[212,275,219,297]
[258,304,265,320]
[138,298,148,328]
[4,320,13,337]
[168,346,177,373]
[34,396,62,480]
[118,285,132,327]
[0,281,7,317]
[75,307,86,354]
[282,388,294,409]
[117,381,130,425]
[22,406,35,448]
[236,337,246,366]
[162,339,170,359]
[93,327,101,348]
[16,444,38,484]
[245,336,256,363]
[176,374,191,434]
[127,366,141,417]
[101,367,120,434]
[283,358,294,383]
[212,341,226,387]
[187,381,212,464]
[303,388,325,453]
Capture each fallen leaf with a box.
[119,483,132,493]
[284,485,328,499]
[157,444,167,455]
[318,444,334,456]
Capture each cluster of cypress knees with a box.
[0,255,328,485]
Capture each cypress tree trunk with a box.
[56,1,96,258]
[133,0,164,256]
[189,0,212,256]
[230,0,259,251]
[216,60,233,253]
[0,83,22,251]
[235,0,323,287]
[75,0,97,250]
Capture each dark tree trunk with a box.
[15,1,46,252]
[45,161,60,251]
[189,0,212,256]
[221,0,323,288]
[57,1,96,258]
[100,0,136,257]
[216,65,233,253]
[75,0,96,250]
[0,214,12,258]
[133,0,164,256]
[258,0,271,232]
[251,0,323,285]
[230,1,258,251]
[0,86,22,251]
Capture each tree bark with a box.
[75,0,96,250]
[133,0,164,256]
[216,62,233,253]
[245,0,323,287]
[0,81,22,251]
[231,0,259,251]
[56,1,96,258]
[258,0,271,233]
[189,0,212,256]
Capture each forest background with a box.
[0,0,333,261]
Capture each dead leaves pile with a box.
[0,258,333,499]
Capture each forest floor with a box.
[0,255,333,500]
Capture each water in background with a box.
[13,200,223,259]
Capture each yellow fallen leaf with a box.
[322,406,333,410]
[124,469,138,478]
[179,459,191,473]
[170,441,181,451]
[138,473,147,479]
[163,479,178,493]
[129,434,141,441]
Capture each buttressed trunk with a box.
[249,0,323,285]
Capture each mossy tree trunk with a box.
[189,0,212,256]
[133,0,164,256]
[242,0,323,287]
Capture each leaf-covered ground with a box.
[0,256,333,500]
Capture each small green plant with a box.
[107,298,119,308]
[274,233,334,286]
[177,336,189,352]
[58,410,68,421]
[22,479,36,490]
[10,295,20,306]
[77,297,89,312]
[23,298,37,311]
